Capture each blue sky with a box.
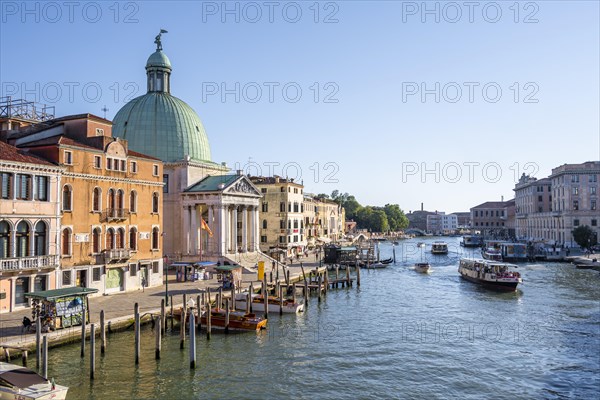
[1,1,599,213]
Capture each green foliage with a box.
[572,225,598,250]
[330,190,407,233]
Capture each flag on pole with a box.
[201,217,213,237]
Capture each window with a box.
[262,220,267,229]
[35,176,48,201]
[93,267,102,282]
[592,219,597,227]
[129,228,137,250]
[294,203,299,212]
[475,211,478,217]
[261,188,267,193]
[538,206,542,213]
[130,263,137,277]
[106,228,115,250]
[116,190,124,209]
[590,175,598,183]
[119,160,125,171]
[153,261,159,274]
[62,185,72,211]
[153,164,159,176]
[1,172,12,199]
[106,158,113,170]
[280,202,285,212]
[61,228,71,256]
[538,195,542,202]
[163,174,169,193]
[95,128,104,136]
[279,236,286,244]
[130,191,137,213]
[280,220,285,229]
[62,270,72,286]
[572,175,579,183]
[592,200,597,211]
[288,203,291,212]
[574,219,580,227]
[16,174,31,200]
[152,227,159,249]
[262,202,268,212]
[591,187,597,195]
[261,235,267,243]
[92,228,101,254]
[16,221,30,257]
[116,228,125,249]
[280,186,285,192]
[573,187,579,195]
[152,193,159,213]
[64,151,73,165]
[130,161,138,173]
[573,200,579,211]
[94,156,101,169]
[34,221,47,256]
[92,187,101,212]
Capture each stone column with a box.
[190,205,198,255]
[253,206,260,252]
[183,205,190,255]
[208,205,214,255]
[232,206,238,254]
[242,206,248,252]
[219,205,227,257]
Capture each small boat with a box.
[417,242,426,248]
[460,235,483,248]
[362,262,389,269]
[414,262,431,273]
[392,241,399,245]
[431,241,449,255]
[234,293,304,313]
[482,247,503,261]
[458,258,522,291]
[0,362,68,400]
[200,308,267,332]
[575,263,595,270]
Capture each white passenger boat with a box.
[234,293,304,313]
[431,241,449,255]
[0,362,68,400]
[414,262,431,273]
[458,258,522,291]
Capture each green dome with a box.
[112,92,211,163]
[146,50,171,69]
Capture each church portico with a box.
[178,174,261,262]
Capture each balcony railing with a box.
[0,254,60,272]
[103,248,132,263]
[102,208,130,222]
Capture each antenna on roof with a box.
[101,105,109,119]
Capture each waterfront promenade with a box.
[0,261,323,353]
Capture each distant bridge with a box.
[405,228,426,236]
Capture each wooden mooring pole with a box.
[225,299,230,334]
[134,303,140,365]
[100,310,106,355]
[160,299,166,335]
[155,317,161,360]
[80,318,86,358]
[206,302,212,340]
[357,264,361,287]
[36,318,41,370]
[90,324,95,380]
[189,311,196,369]
[42,335,48,380]
[263,274,268,319]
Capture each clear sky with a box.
[1,1,599,213]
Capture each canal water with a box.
[46,237,599,399]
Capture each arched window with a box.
[262,220,267,229]
[152,227,159,250]
[61,228,70,256]
[116,228,125,249]
[34,221,47,256]
[116,189,124,210]
[62,185,72,211]
[108,189,115,211]
[129,227,137,251]
[130,191,137,213]
[152,192,159,213]
[106,228,115,250]
[92,228,101,254]
[0,221,11,258]
[92,187,101,212]
[16,221,30,257]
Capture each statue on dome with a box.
[155,29,168,51]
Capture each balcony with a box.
[516,213,528,219]
[103,248,132,263]
[102,208,130,222]
[0,254,60,272]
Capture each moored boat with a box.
[482,247,503,261]
[0,362,68,400]
[458,258,522,291]
[200,308,267,331]
[234,293,304,313]
[431,241,449,255]
[414,262,431,273]
[460,235,483,248]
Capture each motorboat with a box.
[458,258,522,291]
[0,362,68,400]
[200,308,267,331]
[431,241,449,255]
[414,262,431,273]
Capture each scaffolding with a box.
[0,96,55,123]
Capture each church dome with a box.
[112,33,211,163]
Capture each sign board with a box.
[75,233,90,243]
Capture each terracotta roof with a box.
[127,149,162,161]
[0,141,55,166]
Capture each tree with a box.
[383,204,409,231]
[572,225,598,250]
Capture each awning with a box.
[214,265,243,272]
[317,237,332,243]
[25,287,98,300]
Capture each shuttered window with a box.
[16,174,31,200]
[35,176,48,201]
[1,172,12,199]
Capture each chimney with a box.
[501,195,504,202]
[236,170,242,176]
[421,202,423,211]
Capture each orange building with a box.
[5,114,164,296]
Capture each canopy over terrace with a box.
[25,287,98,329]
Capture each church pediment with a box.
[224,176,262,197]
